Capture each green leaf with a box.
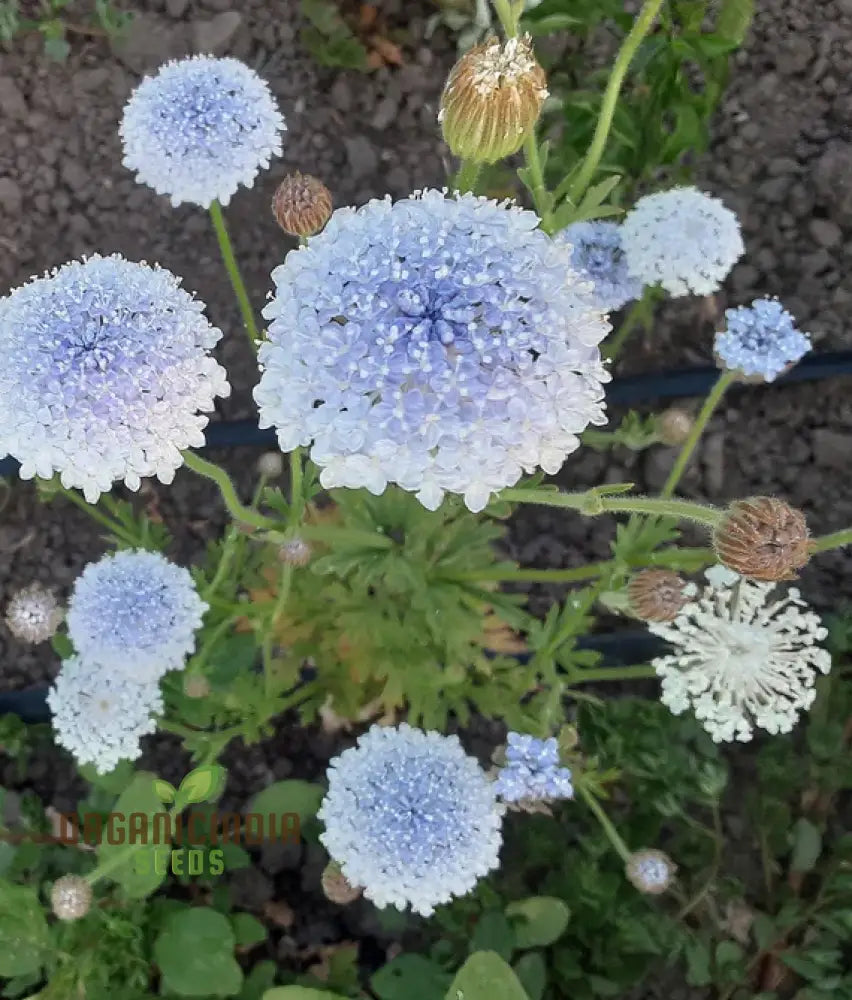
[0,882,49,977]
[790,818,822,873]
[445,952,530,1000]
[96,771,170,898]
[153,779,177,804]
[505,896,570,948]
[176,765,227,808]
[154,908,244,997]
[263,990,348,1000]
[51,632,74,659]
[78,758,135,794]
[232,913,267,949]
[241,962,277,1000]
[513,952,547,1000]
[248,780,324,825]
[370,954,452,999]
[472,911,516,960]
[716,0,754,43]
[683,938,713,986]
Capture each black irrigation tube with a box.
[2,352,852,722]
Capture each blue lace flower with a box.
[120,55,285,207]
[0,254,229,502]
[67,550,207,682]
[255,190,611,512]
[494,733,574,803]
[557,221,643,312]
[715,298,811,382]
[621,187,744,297]
[318,724,504,915]
[48,658,163,774]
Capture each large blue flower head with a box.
[0,255,229,502]
[318,724,503,915]
[67,550,207,682]
[494,732,574,804]
[48,658,163,774]
[120,55,285,208]
[557,221,643,312]
[621,187,744,297]
[714,298,811,382]
[255,190,611,512]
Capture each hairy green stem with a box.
[577,781,632,864]
[568,0,665,203]
[660,369,736,498]
[523,132,552,229]
[182,451,278,531]
[209,199,260,348]
[262,565,293,699]
[289,449,304,527]
[810,527,852,554]
[454,159,483,195]
[492,0,519,36]
[571,665,658,684]
[500,487,722,528]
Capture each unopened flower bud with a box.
[713,497,810,582]
[278,537,312,567]
[439,35,547,164]
[321,861,362,905]
[257,452,284,478]
[272,173,332,239]
[627,569,688,623]
[184,674,210,699]
[625,849,676,895]
[51,874,92,920]
[657,407,693,446]
[5,584,63,644]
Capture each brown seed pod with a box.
[272,173,333,239]
[278,537,312,567]
[657,407,693,446]
[713,497,810,582]
[627,569,688,623]
[439,34,547,164]
[321,861,363,905]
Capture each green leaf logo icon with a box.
[152,779,176,804]
[176,765,226,806]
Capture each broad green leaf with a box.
[506,896,570,948]
[0,882,49,977]
[370,953,452,999]
[513,952,547,1000]
[716,0,754,43]
[790,818,822,873]
[263,990,348,1000]
[445,952,530,1000]
[97,771,170,898]
[472,911,516,960]
[248,780,324,825]
[232,913,268,948]
[154,908,243,997]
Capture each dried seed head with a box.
[257,451,284,478]
[321,861,363,905]
[51,874,93,920]
[5,584,63,644]
[714,497,810,582]
[627,569,688,623]
[625,849,676,895]
[657,407,694,446]
[439,35,548,164]
[278,537,312,567]
[183,674,211,699]
[272,173,332,238]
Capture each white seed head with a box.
[51,874,93,920]
[5,584,63,644]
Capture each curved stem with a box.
[500,487,722,528]
[454,159,483,195]
[810,527,852,554]
[568,0,665,204]
[209,200,260,348]
[182,451,278,531]
[660,370,736,498]
[58,487,139,547]
[577,781,632,864]
[524,133,552,229]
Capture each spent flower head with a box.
[493,732,574,804]
[67,550,207,682]
[439,35,548,164]
[0,255,229,502]
[557,221,643,313]
[255,189,610,513]
[272,173,333,238]
[625,849,676,894]
[628,569,689,623]
[715,298,811,382]
[120,55,285,208]
[318,723,503,915]
[621,187,744,297]
[5,584,63,644]
[51,875,93,921]
[714,497,810,582]
[649,565,831,742]
[48,658,163,773]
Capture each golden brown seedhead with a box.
[627,568,689,623]
[713,497,810,581]
[439,35,547,164]
[272,173,333,239]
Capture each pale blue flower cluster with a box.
[318,724,504,915]
[714,298,811,382]
[48,659,163,774]
[494,732,574,803]
[120,55,285,208]
[621,187,744,297]
[256,190,611,513]
[0,255,229,502]
[558,221,643,312]
[67,550,208,682]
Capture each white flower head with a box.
[649,567,831,742]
